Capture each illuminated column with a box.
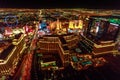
[78,20,83,29]
[59,22,62,29]
[50,21,54,31]
[56,18,60,30]
[69,20,74,29]
[50,21,57,33]
[74,20,78,29]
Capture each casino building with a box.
[0,9,120,80]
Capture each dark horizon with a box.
[0,0,120,10]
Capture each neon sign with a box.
[4,15,18,27]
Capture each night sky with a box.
[0,0,120,9]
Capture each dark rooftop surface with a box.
[59,37,67,44]
[0,44,15,60]
[32,54,120,80]
[63,46,69,50]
